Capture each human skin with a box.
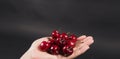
[20,35,94,59]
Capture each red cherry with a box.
[40,30,78,57]
[39,41,51,51]
[52,30,59,34]
[50,45,60,55]
[55,38,67,46]
[48,39,55,44]
[60,33,68,40]
[52,30,60,39]
[69,34,77,42]
[55,38,61,45]
[67,40,76,48]
[62,45,73,56]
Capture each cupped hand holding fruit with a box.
[20,30,94,59]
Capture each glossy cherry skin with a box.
[50,45,60,55]
[48,38,55,44]
[39,41,51,51]
[62,45,73,56]
[67,40,76,48]
[39,30,78,57]
[69,34,77,42]
[52,30,60,39]
[52,30,59,34]
[60,33,68,40]
[55,38,67,46]
[55,38,61,45]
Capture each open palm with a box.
[20,35,94,59]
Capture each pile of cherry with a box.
[39,30,78,56]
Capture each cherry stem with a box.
[47,37,51,40]
[67,32,72,36]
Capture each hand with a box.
[20,35,94,59]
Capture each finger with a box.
[84,36,94,46]
[73,44,86,52]
[75,35,87,47]
[77,35,87,40]
[69,44,88,59]
[75,41,86,50]
[73,43,86,55]
[77,44,89,55]
[81,36,93,43]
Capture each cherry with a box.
[50,45,60,55]
[52,30,59,34]
[48,38,55,44]
[69,34,77,42]
[62,45,73,56]
[60,33,68,40]
[55,38,61,45]
[55,38,67,46]
[39,30,78,57]
[52,30,60,39]
[67,40,76,48]
[55,33,68,46]
[39,41,51,51]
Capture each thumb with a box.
[29,37,49,51]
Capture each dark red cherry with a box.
[40,30,78,57]
[52,30,60,39]
[52,30,59,34]
[55,38,67,46]
[60,33,68,40]
[55,38,61,45]
[39,41,51,51]
[50,45,60,55]
[69,34,77,42]
[48,39,55,44]
[67,40,76,48]
[62,45,73,56]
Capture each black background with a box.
[0,0,120,59]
